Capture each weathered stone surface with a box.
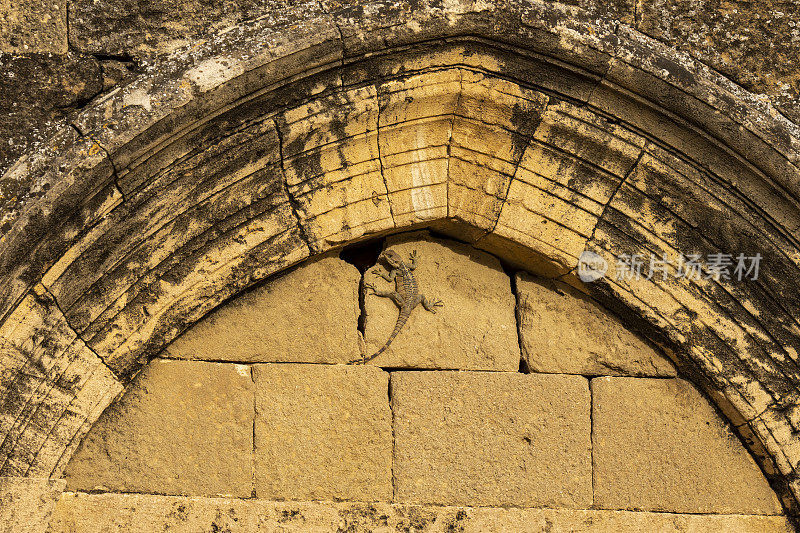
[0,285,122,478]
[516,273,675,376]
[165,254,360,363]
[279,84,393,249]
[0,477,64,533]
[635,0,800,121]
[0,0,67,53]
[70,0,324,60]
[64,359,253,498]
[46,492,796,533]
[447,70,549,236]
[491,100,645,274]
[253,364,391,501]
[392,371,591,507]
[377,70,454,228]
[1,0,799,517]
[0,53,103,213]
[99,60,137,92]
[363,232,519,370]
[593,377,782,514]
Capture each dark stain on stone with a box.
[278,509,302,523]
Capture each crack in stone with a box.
[68,122,127,204]
[271,118,316,254]
[585,147,645,251]
[38,284,117,378]
[484,94,551,238]
[445,69,464,221]
[374,89,397,228]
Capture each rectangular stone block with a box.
[64,359,254,498]
[593,377,783,514]
[165,254,361,363]
[392,371,591,507]
[253,363,392,501]
[516,273,676,376]
[363,232,520,370]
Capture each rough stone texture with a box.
[64,359,253,498]
[0,54,102,180]
[70,0,321,60]
[253,364,391,501]
[363,232,519,370]
[0,285,122,478]
[47,493,796,533]
[593,377,782,514]
[491,100,646,275]
[392,371,591,508]
[635,0,800,122]
[446,70,550,238]
[0,0,67,53]
[164,254,360,363]
[278,83,392,250]
[64,0,800,122]
[0,477,64,533]
[516,273,676,376]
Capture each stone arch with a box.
[1,0,800,520]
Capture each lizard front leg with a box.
[421,295,443,313]
[371,266,397,283]
[407,250,417,271]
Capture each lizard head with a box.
[380,249,403,268]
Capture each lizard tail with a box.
[358,307,411,364]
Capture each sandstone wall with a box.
[16,233,788,532]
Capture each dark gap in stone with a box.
[340,237,385,336]
[503,262,527,374]
[91,52,135,63]
[589,377,596,509]
[340,238,384,273]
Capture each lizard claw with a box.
[363,282,376,294]
[423,297,443,313]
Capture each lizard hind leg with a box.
[421,295,443,313]
[370,288,404,308]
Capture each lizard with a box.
[352,249,442,364]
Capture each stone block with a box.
[392,371,591,507]
[593,377,783,514]
[516,273,676,376]
[253,363,392,501]
[363,232,519,370]
[64,359,254,498]
[46,493,795,533]
[165,254,360,363]
[0,477,64,533]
